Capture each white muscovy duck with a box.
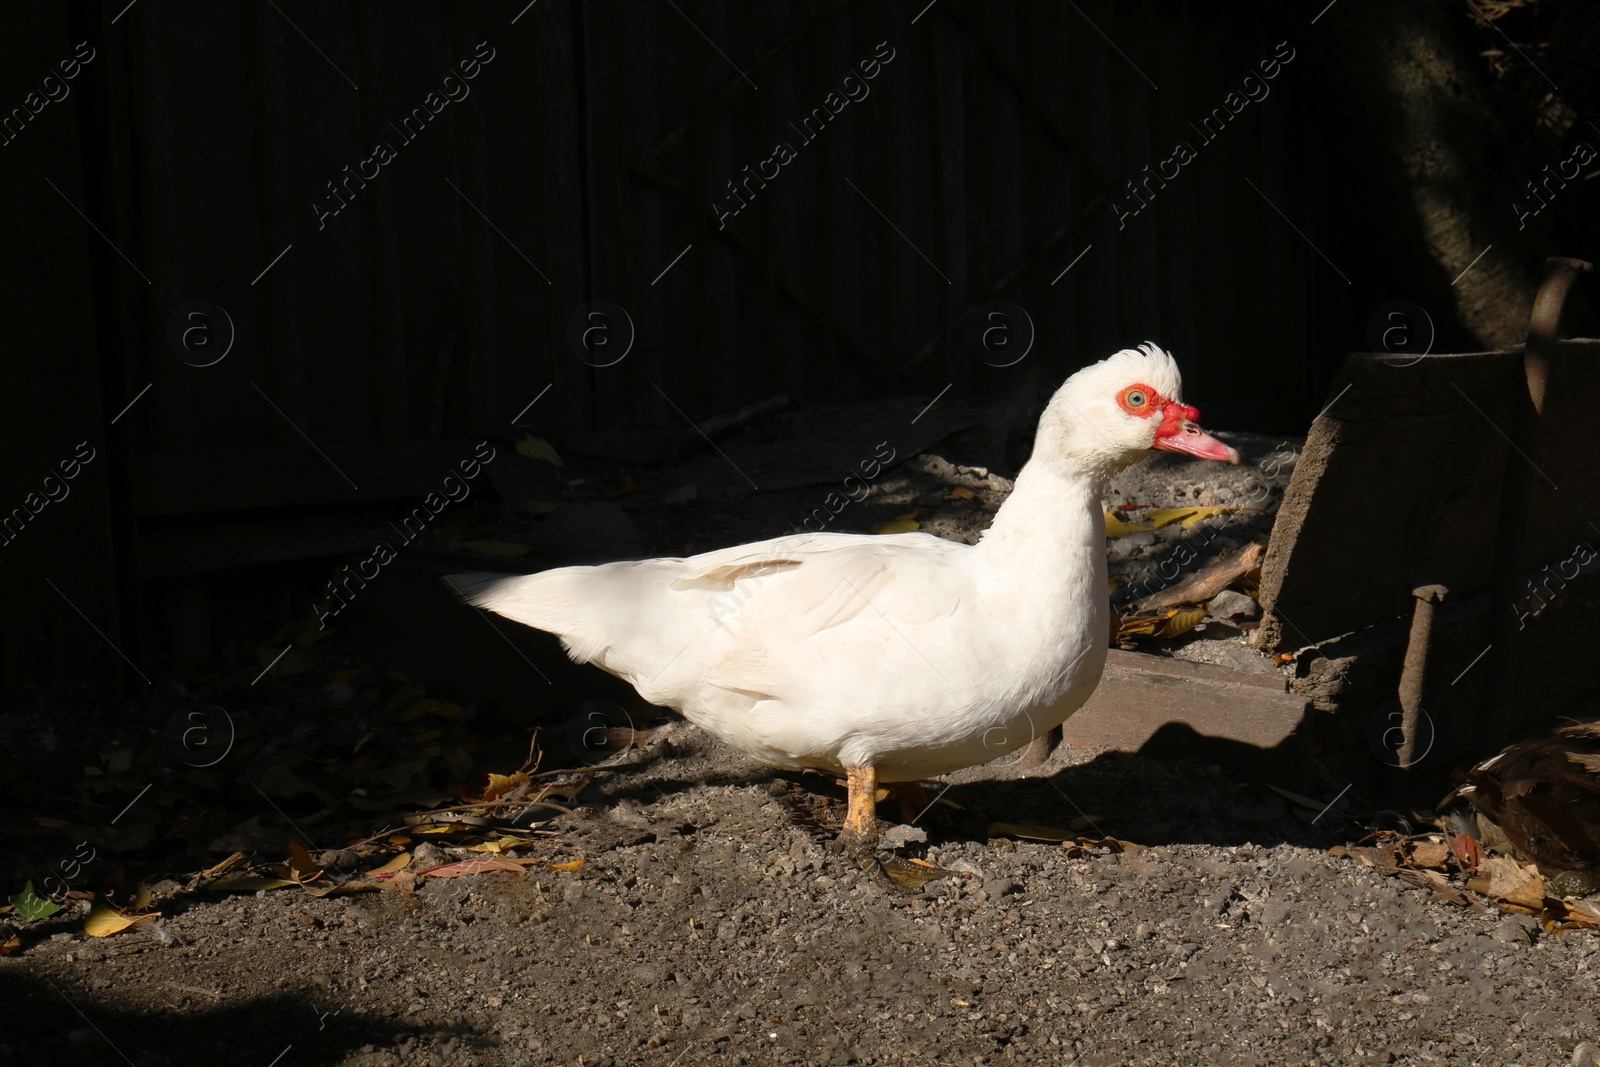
[449,343,1238,845]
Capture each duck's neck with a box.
[976,462,1103,563]
[972,461,1107,647]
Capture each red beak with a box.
[1152,403,1240,464]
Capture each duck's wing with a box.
[688,532,973,704]
[448,532,970,706]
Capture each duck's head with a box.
[1033,342,1239,479]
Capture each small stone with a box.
[1491,915,1537,945]
[1208,589,1259,620]
[410,842,452,869]
[946,858,988,881]
[916,454,960,481]
[881,824,929,850]
[1572,1040,1600,1067]
[315,848,360,871]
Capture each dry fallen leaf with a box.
[1116,615,1159,638]
[1544,897,1600,930]
[989,822,1075,843]
[366,853,412,878]
[1117,606,1207,641]
[878,857,957,890]
[1103,511,1151,538]
[549,858,586,873]
[1330,845,1372,865]
[207,876,296,892]
[1063,836,1143,857]
[515,435,565,466]
[1145,506,1239,529]
[0,935,22,956]
[84,903,160,938]
[949,487,976,501]
[1159,605,1207,638]
[483,771,531,802]
[466,838,525,855]
[871,518,920,535]
[1408,840,1451,870]
[1466,855,1547,913]
[416,856,538,879]
[1467,854,1537,896]
[287,841,322,879]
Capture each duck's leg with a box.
[841,765,879,847]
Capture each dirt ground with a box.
[6,725,1600,1067]
[5,404,1599,1066]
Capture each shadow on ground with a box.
[0,968,468,1064]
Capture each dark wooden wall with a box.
[3,0,1372,697]
[113,1,1331,460]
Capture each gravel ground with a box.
[6,720,1600,1067]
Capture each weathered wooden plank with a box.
[1518,339,1600,570]
[1063,650,1309,782]
[1258,343,1600,651]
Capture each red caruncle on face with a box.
[1117,382,1201,442]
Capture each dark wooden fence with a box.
[6,0,1373,697]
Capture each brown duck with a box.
[1441,720,1600,894]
